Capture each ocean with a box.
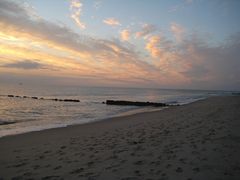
[0,84,232,137]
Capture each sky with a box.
[0,0,240,90]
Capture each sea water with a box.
[0,84,231,137]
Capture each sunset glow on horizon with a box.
[0,0,240,90]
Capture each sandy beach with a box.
[0,96,240,180]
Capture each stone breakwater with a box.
[5,95,175,106]
[104,100,176,107]
[6,95,80,102]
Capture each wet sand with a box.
[0,96,240,180]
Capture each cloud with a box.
[135,24,157,39]
[103,18,121,26]
[0,0,133,58]
[181,33,240,85]
[144,29,240,89]
[2,60,45,70]
[0,0,160,86]
[145,35,174,58]
[0,0,239,90]
[168,0,193,12]
[120,29,130,41]
[70,0,85,29]
[145,36,162,58]
[170,22,185,42]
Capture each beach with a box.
[0,96,239,180]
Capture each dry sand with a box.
[0,96,240,180]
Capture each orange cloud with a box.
[120,29,130,41]
[103,18,121,26]
[70,0,86,29]
[145,35,162,58]
[0,0,239,89]
[170,22,185,42]
[135,24,157,39]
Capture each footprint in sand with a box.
[134,160,144,165]
[166,164,172,168]
[11,176,24,180]
[87,161,94,167]
[70,167,84,174]
[192,167,200,173]
[60,146,66,149]
[33,165,40,170]
[13,162,27,167]
[44,164,51,168]
[150,161,161,166]
[134,170,140,174]
[54,165,62,170]
[176,167,183,173]
[43,150,51,154]
[39,155,45,159]
[121,177,139,180]
[130,152,135,156]
[13,149,22,153]
[120,159,127,164]
[41,175,60,180]
[23,172,33,176]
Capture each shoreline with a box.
[0,104,168,140]
[0,96,239,179]
[0,96,205,139]
[0,104,166,139]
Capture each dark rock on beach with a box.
[106,100,168,107]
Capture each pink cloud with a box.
[103,18,121,26]
[70,0,85,29]
[170,22,185,42]
[135,24,157,39]
[120,29,130,41]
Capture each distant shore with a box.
[0,96,240,179]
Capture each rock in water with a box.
[63,99,80,102]
[106,100,167,107]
